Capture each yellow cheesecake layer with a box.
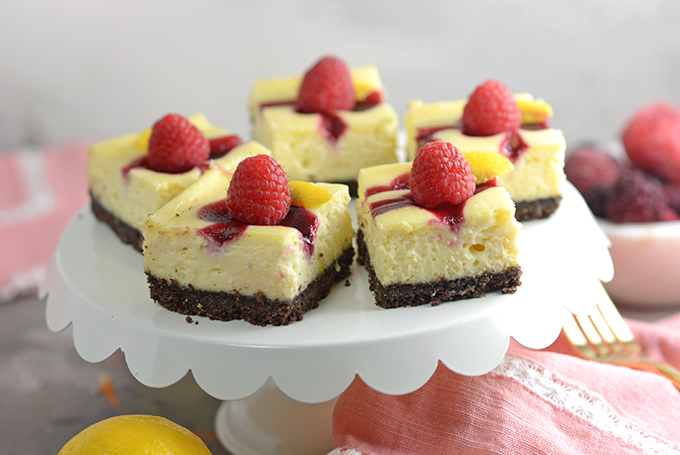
[142,167,354,301]
[405,95,566,203]
[357,163,520,287]
[250,65,399,183]
[254,104,398,182]
[87,114,267,231]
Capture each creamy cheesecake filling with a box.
[432,128,566,202]
[254,104,399,182]
[250,65,399,185]
[359,187,520,287]
[143,167,354,301]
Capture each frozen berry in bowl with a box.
[572,101,680,307]
[565,145,622,217]
[595,171,680,307]
[602,169,676,223]
[564,100,680,306]
[621,101,680,186]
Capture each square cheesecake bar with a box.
[357,162,521,309]
[249,63,399,195]
[405,93,566,220]
[142,166,355,326]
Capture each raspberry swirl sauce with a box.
[415,122,544,163]
[196,200,319,257]
[259,91,383,143]
[366,172,497,232]
[121,134,241,178]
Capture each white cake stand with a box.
[41,183,612,455]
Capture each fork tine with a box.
[595,287,641,353]
[561,284,680,391]
[574,314,611,357]
[562,311,598,359]
[589,308,627,355]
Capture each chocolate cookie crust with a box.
[514,196,561,221]
[146,246,355,326]
[90,194,144,252]
[357,231,521,309]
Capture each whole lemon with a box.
[58,414,212,455]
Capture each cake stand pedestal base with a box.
[215,378,337,455]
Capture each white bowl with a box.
[599,219,680,307]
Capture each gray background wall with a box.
[1,0,679,150]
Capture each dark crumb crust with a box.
[515,196,561,221]
[90,193,144,252]
[146,246,355,326]
[357,230,521,309]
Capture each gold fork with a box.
[562,289,680,391]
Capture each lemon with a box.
[58,414,211,455]
[515,93,554,125]
[462,150,514,184]
[290,180,332,209]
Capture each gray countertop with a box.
[0,294,229,455]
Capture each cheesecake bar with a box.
[249,58,399,195]
[142,164,355,326]
[357,159,521,309]
[405,92,566,220]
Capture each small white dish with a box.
[600,219,680,307]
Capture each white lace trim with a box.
[327,449,366,455]
[0,150,55,227]
[495,355,680,454]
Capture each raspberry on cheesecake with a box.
[405,80,566,221]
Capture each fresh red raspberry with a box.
[209,134,242,158]
[604,169,676,223]
[564,146,622,217]
[462,80,522,136]
[227,155,291,225]
[297,56,356,114]
[409,141,475,208]
[621,101,680,185]
[147,114,210,173]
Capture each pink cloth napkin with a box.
[331,314,680,455]
[0,142,89,301]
